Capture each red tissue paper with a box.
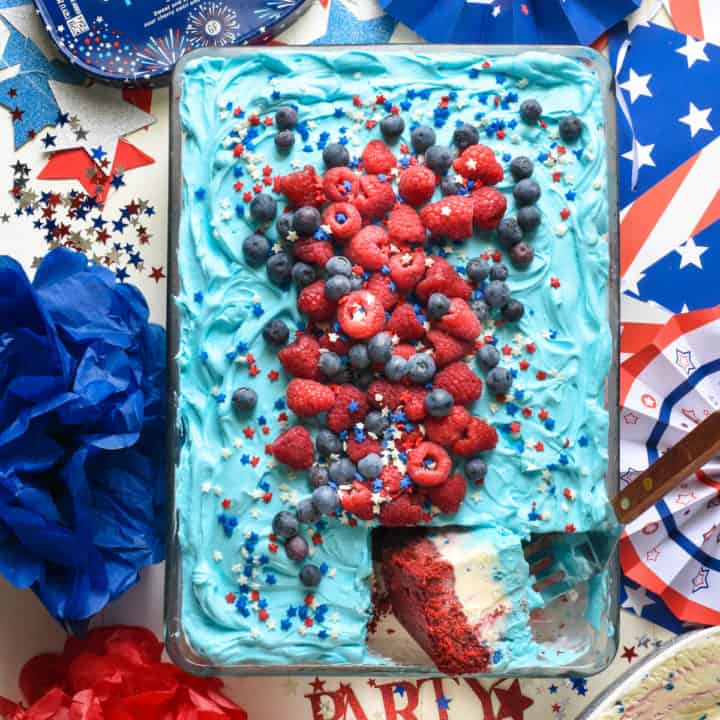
[0,626,247,720]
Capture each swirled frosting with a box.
[175,48,614,670]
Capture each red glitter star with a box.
[493,679,534,720]
[310,678,325,693]
[149,266,165,282]
[8,88,17,97]
[621,645,638,663]
[10,106,23,121]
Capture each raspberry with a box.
[348,225,390,271]
[274,165,324,207]
[327,384,369,432]
[365,273,399,310]
[427,472,466,514]
[292,239,334,266]
[420,196,474,240]
[426,329,474,367]
[389,250,427,293]
[337,289,386,340]
[298,280,337,322]
[453,144,503,185]
[361,140,397,174]
[340,481,374,520]
[416,257,472,302]
[355,175,396,220]
[346,436,382,463]
[398,165,436,206]
[323,167,359,202]
[436,297,482,342]
[424,405,471,446]
[286,378,336,417]
[367,380,403,411]
[379,493,424,526]
[319,331,352,356]
[379,465,403,495]
[406,441,451,487]
[472,186,507,230]
[392,343,417,360]
[401,387,428,422]
[388,205,426,245]
[452,417,498,456]
[387,303,425,341]
[323,202,362,239]
[434,362,483,405]
[278,334,320,378]
[272,426,314,469]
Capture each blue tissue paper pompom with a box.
[0,248,166,623]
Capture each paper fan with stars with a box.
[377,0,639,45]
[619,305,720,626]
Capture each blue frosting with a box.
[175,49,614,670]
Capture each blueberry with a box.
[502,299,525,322]
[466,258,491,284]
[322,258,350,281]
[353,368,375,389]
[465,457,487,483]
[272,511,299,539]
[316,429,341,458]
[350,275,364,290]
[323,142,350,168]
[425,145,453,174]
[425,388,454,417]
[487,366,513,394]
[368,332,393,364]
[440,177,459,196]
[513,179,541,207]
[249,193,277,223]
[381,114,405,141]
[476,344,500,371]
[427,292,451,320]
[293,206,321,237]
[262,318,290,345]
[509,241,534,268]
[276,212,294,242]
[312,485,338,514]
[517,206,541,232]
[411,125,436,153]
[520,98,543,124]
[484,280,511,309]
[470,300,489,323]
[329,457,356,484]
[267,251,292,286]
[348,343,371,369]
[364,411,389,437]
[325,274,351,300]
[509,156,534,181]
[242,233,270,267]
[453,123,479,151]
[406,353,436,384]
[300,564,322,587]
[292,262,316,288]
[308,464,329,489]
[275,106,297,130]
[490,263,509,282]
[358,453,383,479]
[275,129,295,152]
[285,534,309,562]
[319,351,342,377]
[297,497,321,524]
[559,115,583,143]
[497,217,523,249]
[232,387,257,411]
[384,355,407,382]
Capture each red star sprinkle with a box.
[525,342,536,353]
[262,491,272,503]
[552,171,562,182]
[522,407,532,418]
[261,426,270,435]
[365,119,377,129]
[312,533,323,545]
[566,524,576,533]
[560,208,571,220]
[509,421,521,434]
[501,344,513,356]
[268,542,278,553]
[538,409,549,421]
[268,370,279,382]
[481,61,491,68]
[250,591,260,601]
[259,609,269,622]
[243,427,255,439]
[225,592,236,604]
[375,94,385,104]
[536,370,547,380]
[248,364,260,377]
[243,191,252,202]
[304,593,314,606]
[352,95,362,106]
[264,117,273,126]
[491,251,502,262]
[233,144,244,158]
[550,277,561,288]
[519,359,529,370]
[278,411,288,422]
[234,181,244,191]
[304,617,314,627]
[233,107,243,116]
[534,441,544,452]
[563,488,573,500]
[222,499,231,509]
[251,456,260,467]
[249,114,260,126]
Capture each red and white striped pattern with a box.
[668,0,720,44]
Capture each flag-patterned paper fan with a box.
[377,0,640,45]
[620,306,720,625]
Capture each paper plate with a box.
[32,0,311,84]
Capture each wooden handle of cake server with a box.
[613,411,720,525]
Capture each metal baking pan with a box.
[165,43,621,677]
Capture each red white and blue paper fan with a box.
[377,0,640,45]
[620,306,720,626]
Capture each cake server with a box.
[526,410,720,601]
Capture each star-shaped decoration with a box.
[678,102,713,139]
[675,349,696,375]
[622,584,655,615]
[309,677,326,693]
[436,695,451,710]
[149,266,166,282]
[691,566,711,592]
[623,411,639,425]
[645,546,660,562]
[622,139,656,170]
[619,68,652,104]
[310,0,397,46]
[621,645,638,663]
[494,679,534,720]
[676,35,710,69]
[675,236,709,269]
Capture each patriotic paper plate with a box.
[32,0,311,84]
[620,306,720,626]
